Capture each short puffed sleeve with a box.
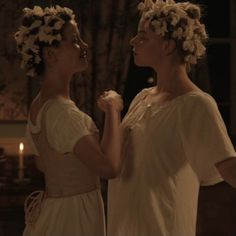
[178,93,236,185]
[46,100,96,153]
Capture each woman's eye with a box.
[140,36,147,40]
[137,35,146,41]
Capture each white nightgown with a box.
[24,97,105,236]
[108,89,236,236]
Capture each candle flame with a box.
[19,142,24,152]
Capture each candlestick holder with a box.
[14,167,30,185]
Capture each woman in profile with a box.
[107,1,236,236]
[15,5,123,236]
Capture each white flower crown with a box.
[15,5,75,77]
[137,0,208,66]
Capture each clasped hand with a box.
[97,90,123,112]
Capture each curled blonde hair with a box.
[138,0,208,69]
[15,6,75,77]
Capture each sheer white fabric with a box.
[27,98,98,155]
[108,89,236,236]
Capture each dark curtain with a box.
[71,0,140,128]
[0,0,211,125]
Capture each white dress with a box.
[24,97,105,236]
[108,89,236,236]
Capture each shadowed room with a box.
[0,0,236,236]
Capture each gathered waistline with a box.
[24,185,100,227]
[46,184,100,198]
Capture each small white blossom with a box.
[138,2,146,11]
[184,27,194,40]
[151,19,161,28]
[23,6,44,17]
[166,0,175,4]
[163,5,176,16]
[185,55,197,64]
[195,40,205,57]
[54,20,65,30]
[15,5,75,77]
[151,20,167,37]
[137,0,208,66]
[183,40,195,52]
[29,20,42,31]
[35,55,41,64]
[27,68,36,77]
[169,12,180,26]
[172,27,183,39]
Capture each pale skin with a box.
[129,19,236,188]
[30,20,123,179]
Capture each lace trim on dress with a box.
[24,190,46,227]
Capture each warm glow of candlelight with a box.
[19,142,24,153]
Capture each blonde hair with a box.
[138,0,208,69]
[15,6,75,77]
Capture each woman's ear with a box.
[163,39,176,56]
[43,47,57,66]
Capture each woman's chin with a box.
[133,59,148,67]
[76,61,88,73]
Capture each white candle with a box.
[19,142,24,169]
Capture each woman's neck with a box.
[40,70,71,100]
[153,64,197,94]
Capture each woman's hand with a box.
[97,90,123,112]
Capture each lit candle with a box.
[19,142,24,180]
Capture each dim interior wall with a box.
[0,123,32,155]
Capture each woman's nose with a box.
[130,36,137,46]
[82,42,88,50]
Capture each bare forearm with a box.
[101,106,121,173]
[216,157,236,188]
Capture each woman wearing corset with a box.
[15,5,122,236]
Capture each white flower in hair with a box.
[152,20,167,37]
[169,12,180,26]
[27,68,36,77]
[184,27,194,40]
[15,33,24,46]
[195,40,206,57]
[24,6,44,17]
[24,36,36,51]
[38,29,62,44]
[35,55,41,64]
[137,0,207,67]
[198,23,208,39]
[60,6,75,20]
[172,27,183,39]
[19,26,28,35]
[15,5,76,77]
[151,19,160,28]
[54,20,65,30]
[183,40,195,52]
[31,20,42,30]
[185,55,197,64]
[166,0,176,4]
[143,10,155,19]
[22,51,33,60]
[138,0,154,11]
[162,5,176,16]
[138,2,146,11]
